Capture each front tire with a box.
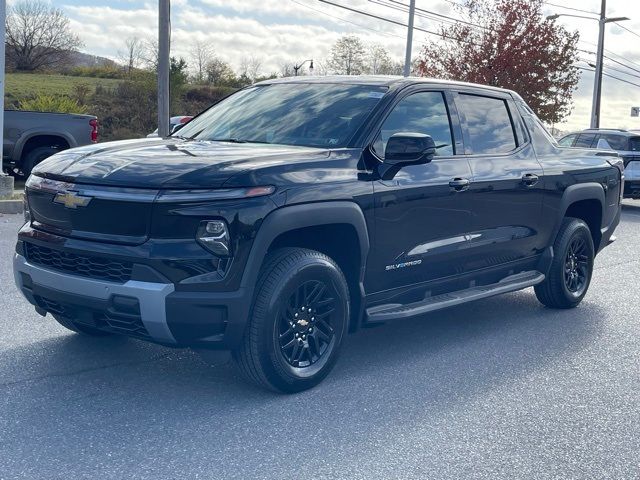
[21,146,60,178]
[233,248,349,393]
[535,218,595,309]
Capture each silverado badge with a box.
[53,191,92,209]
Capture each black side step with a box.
[366,271,545,323]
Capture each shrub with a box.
[19,94,88,114]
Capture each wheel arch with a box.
[241,202,370,332]
[15,132,75,165]
[556,183,605,251]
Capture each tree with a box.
[119,36,144,75]
[367,44,395,75]
[416,0,579,123]
[327,35,366,75]
[5,0,83,71]
[205,57,236,86]
[190,41,215,83]
[239,56,262,82]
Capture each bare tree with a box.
[6,0,83,71]
[327,35,366,75]
[239,56,262,82]
[190,41,214,83]
[368,44,395,75]
[141,37,159,70]
[280,62,295,78]
[118,36,144,75]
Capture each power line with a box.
[579,46,640,77]
[316,0,478,44]
[613,22,640,40]
[579,58,640,81]
[578,66,640,89]
[543,2,598,15]
[371,0,488,30]
[288,0,405,39]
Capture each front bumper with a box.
[14,252,252,349]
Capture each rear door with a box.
[452,90,546,276]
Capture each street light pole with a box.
[158,0,170,138]
[293,59,314,77]
[403,0,416,77]
[547,8,628,129]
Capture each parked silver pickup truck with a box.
[3,110,98,177]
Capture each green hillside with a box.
[4,73,121,107]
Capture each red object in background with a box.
[89,119,99,143]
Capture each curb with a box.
[0,199,23,214]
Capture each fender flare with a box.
[14,130,77,163]
[240,201,370,291]
[553,182,606,245]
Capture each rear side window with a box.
[574,134,596,148]
[457,94,517,154]
[558,134,577,147]
[599,134,628,150]
[628,137,640,152]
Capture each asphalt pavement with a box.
[1,205,639,479]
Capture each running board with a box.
[365,271,545,323]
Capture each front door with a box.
[368,90,476,295]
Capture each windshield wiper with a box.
[210,138,272,144]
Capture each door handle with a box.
[449,178,471,192]
[521,173,539,187]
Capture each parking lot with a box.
[1,204,639,479]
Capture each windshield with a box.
[175,83,388,148]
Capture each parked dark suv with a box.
[558,128,640,198]
[15,77,623,392]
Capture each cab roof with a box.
[255,75,516,96]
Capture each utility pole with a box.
[590,0,606,129]
[158,0,170,137]
[403,0,416,77]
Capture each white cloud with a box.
[53,0,640,129]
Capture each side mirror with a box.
[384,133,436,165]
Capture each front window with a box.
[176,83,387,148]
[630,137,640,152]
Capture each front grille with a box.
[96,311,151,340]
[34,294,151,340]
[25,243,133,283]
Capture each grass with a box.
[4,73,122,107]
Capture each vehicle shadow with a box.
[0,289,607,476]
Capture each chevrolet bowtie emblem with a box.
[53,191,92,209]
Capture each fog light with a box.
[197,220,231,256]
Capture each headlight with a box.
[197,220,231,256]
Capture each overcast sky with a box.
[31,0,640,131]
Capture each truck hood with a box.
[32,138,331,188]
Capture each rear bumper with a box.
[14,251,252,349]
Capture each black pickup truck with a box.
[14,77,623,392]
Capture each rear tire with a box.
[233,248,349,393]
[535,217,595,309]
[21,146,60,178]
[53,315,113,336]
